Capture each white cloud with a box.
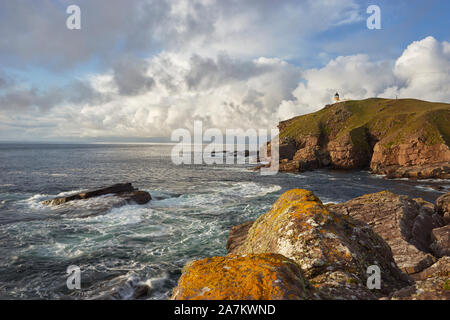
[277,36,450,120]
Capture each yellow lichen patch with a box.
[170,254,313,300]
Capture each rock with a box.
[292,147,321,170]
[436,192,450,225]
[232,189,411,299]
[370,136,450,179]
[132,284,150,299]
[170,254,315,300]
[385,257,450,300]
[430,225,450,257]
[374,163,450,180]
[226,221,254,254]
[327,128,372,169]
[118,190,152,205]
[411,256,450,281]
[327,191,443,274]
[42,183,151,206]
[278,138,297,160]
[232,150,250,157]
[267,99,450,180]
[278,160,303,173]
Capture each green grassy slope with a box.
[279,98,450,148]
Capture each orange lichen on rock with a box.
[233,189,411,299]
[170,253,314,300]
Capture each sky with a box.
[0,0,449,142]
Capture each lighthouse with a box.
[334,92,340,102]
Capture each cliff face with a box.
[266,98,450,179]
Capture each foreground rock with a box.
[226,221,253,254]
[327,191,443,274]
[171,254,314,300]
[430,225,450,258]
[231,189,410,299]
[436,192,450,225]
[258,98,450,179]
[385,257,450,300]
[42,183,151,206]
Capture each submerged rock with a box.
[170,254,315,300]
[231,189,410,299]
[42,183,151,206]
[327,191,444,274]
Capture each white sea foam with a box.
[414,185,439,192]
[152,182,281,208]
[79,204,147,226]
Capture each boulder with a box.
[42,183,151,206]
[232,189,411,299]
[327,191,443,274]
[278,159,302,173]
[385,257,450,300]
[170,254,315,300]
[436,192,450,225]
[292,147,321,170]
[118,190,152,205]
[430,225,450,257]
[226,221,253,254]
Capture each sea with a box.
[0,143,448,299]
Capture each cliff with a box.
[263,98,450,179]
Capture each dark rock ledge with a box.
[42,183,151,206]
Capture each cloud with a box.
[0,78,105,113]
[51,53,302,138]
[277,36,450,120]
[388,36,450,102]
[112,57,155,96]
[185,54,282,90]
[1,37,449,141]
[0,0,363,71]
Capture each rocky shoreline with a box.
[256,99,450,180]
[171,190,449,300]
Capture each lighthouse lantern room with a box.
[334,92,340,102]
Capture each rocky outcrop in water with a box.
[326,191,444,274]
[258,98,450,179]
[42,183,151,206]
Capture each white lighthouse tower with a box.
[334,92,340,103]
